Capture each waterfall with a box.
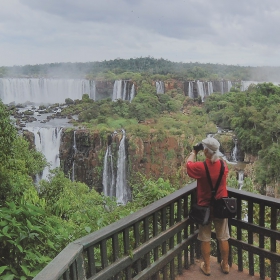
[231,140,238,162]
[228,81,232,92]
[123,80,127,100]
[0,78,96,105]
[102,130,131,204]
[112,80,123,101]
[220,81,224,94]
[238,171,244,190]
[197,81,205,101]
[130,84,135,102]
[102,144,116,197]
[156,81,164,94]
[207,82,213,96]
[112,80,136,102]
[116,130,130,204]
[188,82,194,98]
[25,127,63,181]
[72,131,77,182]
[89,80,96,100]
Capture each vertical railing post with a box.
[177,199,183,275]
[236,197,243,271]
[161,207,168,280]
[183,195,189,269]
[248,200,254,276]
[76,252,86,280]
[259,202,265,279]
[270,207,277,280]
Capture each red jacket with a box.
[186,159,228,206]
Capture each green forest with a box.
[0,59,280,279]
[1,57,280,81]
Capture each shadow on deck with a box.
[176,257,270,280]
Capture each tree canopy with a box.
[204,82,280,190]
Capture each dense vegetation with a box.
[0,83,209,278]
[2,57,280,81]
[204,82,280,195]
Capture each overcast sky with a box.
[1,0,280,67]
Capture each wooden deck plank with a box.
[175,257,271,280]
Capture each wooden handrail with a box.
[33,183,280,280]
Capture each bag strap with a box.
[203,160,225,201]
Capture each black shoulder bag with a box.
[188,160,225,225]
[204,160,237,219]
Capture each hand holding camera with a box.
[193,142,204,153]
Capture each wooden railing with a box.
[227,188,280,280]
[33,182,280,280]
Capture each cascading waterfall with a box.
[188,82,194,98]
[112,80,135,102]
[112,80,123,101]
[231,140,238,162]
[102,144,116,197]
[130,84,135,102]
[207,82,213,96]
[116,130,131,204]
[89,80,96,100]
[123,80,127,100]
[0,78,96,104]
[187,80,236,99]
[197,81,205,101]
[26,127,63,181]
[156,81,164,94]
[228,81,232,92]
[102,130,131,204]
[220,81,224,94]
[72,131,77,182]
[238,171,244,190]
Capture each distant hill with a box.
[1,57,280,81]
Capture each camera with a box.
[193,142,204,152]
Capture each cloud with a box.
[0,0,280,66]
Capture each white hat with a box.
[202,137,220,152]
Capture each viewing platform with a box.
[176,256,270,279]
[33,182,280,280]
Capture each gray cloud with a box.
[1,0,280,66]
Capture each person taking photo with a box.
[185,137,230,276]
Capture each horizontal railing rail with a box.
[34,182,199,280]
[227,188,280,280]
[33,183,280,280]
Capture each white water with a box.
[112,80,135,102]
[102,130,131,204]
[188,82,194,98]
[220,81,224,94]
[123,80,127,100]
[72,131,77,182]
[0,78,96,104]
[116,130,131,204]
[207,82,213,96]
[25,127,63,181]
[238,171,244,190]
[187,80,238,99]
[197,81,205,101]
[130,84,135,102]
[112,80,123,101]
[102,144,116,197]
[231,140,238,162]
[228,81,232,92]
[156,81,164,94]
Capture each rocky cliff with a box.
[59,129,106,192]
[59,128,187,192]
